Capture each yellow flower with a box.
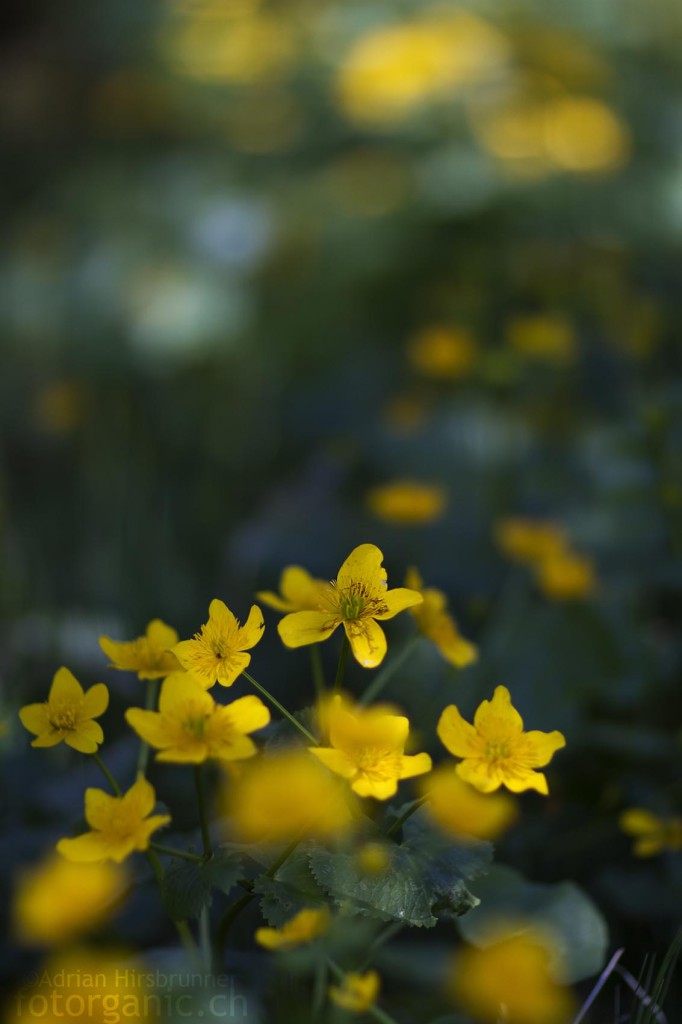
[329,970,381,1013]
[278,543,422,668]
[57,776,171,863]
[173,599,265,687]
[495,518,567,564]
[99,618,181,679]
[620,809,682,858]
[507,314,575,363]
[449,929,575,1024]
[309,696,431,800]
[19,667,109,754]
[407,325,477,380]
[255,907,330,951]
[355,842,391,876]
[13,854,127,945]
[419,765,517,841]
[221,748,354,843]
[256,565,330,613]
[366,480,447,526]
[125,672,270,764]
[535,549,597,601]
[438,686,565,795]
[406,567,477,667]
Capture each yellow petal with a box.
[122,776,156,819]
[125,708,171,749]
[49,667,84,704]
[159,673,214,714]
[337,543,387,593]
[84,788,117,829]
[281,567,326,608]
[206,733,258,762]
[81,683,109,719]
[98,636,137,671]
[255,589,294,613]
[31,731,64,748]
[309,746,357,779]
[503,768,549,795]
[215,651,251,687]
[238,605,266,650]
[620,809,662,837]
[473,685,524,735]
[57,832,113,863]
[456,759,502,794]
[134,814,171,850]
[437,705,481,758]
[156,745,208,764]
[221,695,270,735]
[439,634,478,668]
[344,618,387,668]
[208,598,237,632]
[521,730,566,767]
[18,703,50,736]
[278,610,339,648]
[352,774,399,800]
[146,618,179,649]
[373,587,423,620]
[399,752,432,780]
[66,721,104,753]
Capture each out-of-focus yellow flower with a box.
[255,907,330,951]
[449,929,575,1024]
[221,748,354,843]
[174,599,265,688]
[257,566,330,614]
[19,667,109,754]
[99,619,181,679]
[355,841,391,876]
[620,809,682,857]
[535,549,597,601]
[506,314,575,363]
[329,970,381,1013]
[159,9,295,85]
[407,325,477,380]
[420,765,517,841]
[32,379,84,435]
[406,567,477,667]
[366,480,447,526]
[495,518,567,564]
[5,948,157,1024]
[309,696,431,801]
[438,685,565,795]
[337,13,508,125]
[13,855,127,945]
[278,543,422,668]
[125,673,269,763]
[57,777,171,863]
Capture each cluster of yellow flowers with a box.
[14,541,586,1022]
[496,516,598,600]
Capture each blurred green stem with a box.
[359,634,421,706]
[386,795,428,838]
[147,848,202,970]
[93,752,122,796]
[243,670,317,743]
[137,678,159,776]
[334,636,350,693]
[150,842,205,863]
[310,646,325,699]
[195,764,213,858]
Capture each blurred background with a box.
[1,0,681,1019]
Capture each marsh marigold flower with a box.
[620,808,682,858]
[406,567,477,667]
[449,929,575,1024]
[495,518,567,564]
[255,907,330,951]
[366,480,447,526]
[19,667,108,754]
[438,686,565,795]
[256,565,330,613]
[222,748,354,843]
[420,765,517,841]
[407,325,477,380]
[329,970,381,1013]
[57,776,171,863]
[174,599,265,688]
[309,696,431,800]
[507,314,575,363]
[13,855,126,946]
[535,549,597,601]
[99,618,181,679]
[278,543,422,668]
[125,673,269,764]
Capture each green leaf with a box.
[456,864,609,983]
[160,851,243,921]
[252,848,328,927]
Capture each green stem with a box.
[386,795,428,838]
[195,764,213,858]
[150,842,205,863]
[137,678,159,777]
[358,634,421,706]
[326,959,400,1024]
[93,752,122,796]
[334,635,350,693]
[243,670,317,744]
[310,646,326,700]
[147,849,203,970]
[214,834,303,966]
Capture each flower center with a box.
[485,739,510,762]
[49,705,78,732]
[355,747,401,778]
[183,714,208,739]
